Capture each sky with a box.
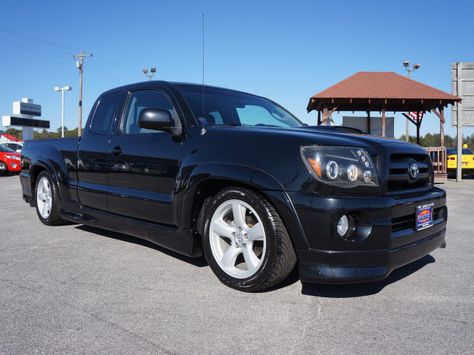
[1,0,473,139]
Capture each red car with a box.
[0,144,21,175]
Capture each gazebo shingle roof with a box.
[307,72,460,112]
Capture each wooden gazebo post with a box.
[440,108,445,147]
[416,112,421,144]
[381,109,386,137]
[366,111,371,134]
[431,108,445,147]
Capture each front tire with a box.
[34,171,66,226]
[0,161,8,176]
[202,187,296,292]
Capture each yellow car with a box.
[447,144,474,177]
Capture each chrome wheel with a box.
[209,199,266,279]
[36,176,52,219]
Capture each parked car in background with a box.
[0,144,21,176]
[1,142,23,153]
[446,144,474,177]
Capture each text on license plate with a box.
[416,203,434,231]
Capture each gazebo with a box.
[306,72,461,145]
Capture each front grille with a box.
[391,207,444,232]
[386,153,433,193]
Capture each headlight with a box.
[5,155,20,161]
[300,146,379,187]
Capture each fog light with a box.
[337,214,357,239]
[337,215,349,236]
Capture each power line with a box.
[88,61,111,86]
[0,27,73,53]
[0,36,69,58]
[90,60,116,82]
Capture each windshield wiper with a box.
[254,123,281,128]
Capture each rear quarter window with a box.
[89,91,122,135]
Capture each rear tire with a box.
[201,187,296,292]
[34,171,66,226]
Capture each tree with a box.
[56,126,69,134]
[397,133,474,148]
[5,128,22,140]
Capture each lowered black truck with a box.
[20,81,447,291]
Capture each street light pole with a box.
[54,86,72,138]
[403,60,421,142]
[143,67,157,80]
[61,89,65,137]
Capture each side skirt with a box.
[60,207,202,257]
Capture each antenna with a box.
[201,13,205,120]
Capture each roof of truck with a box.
[100,80,257,98]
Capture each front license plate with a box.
[416,203,434,231]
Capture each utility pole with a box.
[403,60,421,141]
[73,51,93,136]
[54,86,72,138]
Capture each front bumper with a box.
[447,168,474,175]
[289,187,447,284]
[4,160,21,172]
[298,230,445,283]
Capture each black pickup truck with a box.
[20,81,447,291]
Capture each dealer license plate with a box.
[416,203,434,231]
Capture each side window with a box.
[122,90,179,134]
[208,111,224,125]
[89,91,122,135]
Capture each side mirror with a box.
[139,108,181,135]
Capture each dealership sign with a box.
[452,62,474,127]
[12,100,42,116]
[2,98,50,140]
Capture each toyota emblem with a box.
[408,162,420,179]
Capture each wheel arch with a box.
[29,161,63,206]
[177,163,309,250]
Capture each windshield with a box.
[176,85,303,128]
[0,144,15,153]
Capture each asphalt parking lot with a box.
[0,175,473,354]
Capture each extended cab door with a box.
[106,88,183,225]
[77,90,123,210]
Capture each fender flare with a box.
[175,163,309,250]
[29,153,69,205]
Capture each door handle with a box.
[111,146,122,156]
